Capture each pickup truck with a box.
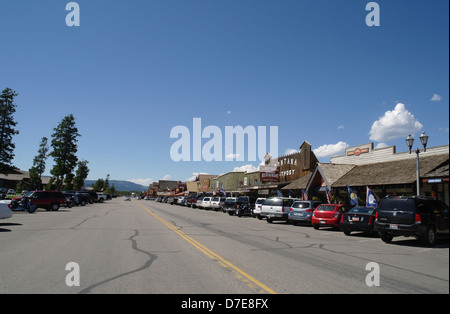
[97,193,107,203]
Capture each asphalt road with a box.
[0,198,448,294]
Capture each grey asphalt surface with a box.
[0,198,448,294]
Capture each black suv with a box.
[375,196,449,246]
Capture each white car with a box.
[252,198,266,219]
[201,197,213,210]
[210,197,226,211]
[0,200,13,220]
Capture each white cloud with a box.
[313,141,349,159]
[375,142,388,149]
[369,103,423,142]
[186,172,209,182]
[337,125,345,130]
[431,94,442,102]
[127,178,154,186]
[160,174,172,180]
[233,164,259,173]
[284,148,299,155]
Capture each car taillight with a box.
[375,211,378,220]
[289,207,293,211]
[340,214,344,223]
[415,213,421,224]
[369,216,373,225]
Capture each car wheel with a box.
[51,203,60,211]
[266,217,273,223]
[379,232,393,243]
[421,226,437,246]
[313,224,320,230]
[343,230,351,236]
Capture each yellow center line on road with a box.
[135,201,277,294]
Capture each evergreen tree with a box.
[49,114,81,190]
[73,160,90,191]
[29,137,49,190]
[0,88,19,174]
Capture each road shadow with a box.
[387,237,449,249]
[0,222,22,232]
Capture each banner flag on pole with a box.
[346,185,359,207]
[366,186,378,208]
[325,187,332,203]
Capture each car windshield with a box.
[237,196,249,202]
[348,207,374,214]
[224,199,236,204]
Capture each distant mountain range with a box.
[84,180,148,192]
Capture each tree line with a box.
[0,87,90,191]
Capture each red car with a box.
[312,204,347,230]
[10,191,67,211]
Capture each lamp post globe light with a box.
[406,131,429,196]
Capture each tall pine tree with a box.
[49,114,80,190]
[0,88,19,174]
[29,137,49,190]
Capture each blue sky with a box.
[1,0,448,186]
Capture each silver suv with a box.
[261,197,300,223]
[288,200,323,225]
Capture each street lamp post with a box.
[406,132,429,196]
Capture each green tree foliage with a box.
[73,160,90,191]
[92,178,105,192]
[29,137,49,190]
[0,88,19,174]
[49,114,81,190]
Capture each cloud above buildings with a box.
[313,141,349,159]
[128,178,154,186]
[369,103,423,142]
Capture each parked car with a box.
[186,195,198,208]
[252,198,266,219]
[236,196,258,217]
[178,197,187,206]
[63,192,78,208]
[0,200,13,219]
[340,206,377,235]
[261,197,300,223]
[375,196,449,246]
[196,197,205,209]
[10,191,68,211]
[97,193,107,203]
[222,197,237,214]
[75,192,89,206]
[312,203,347,229]
[288,200,323,225]
[210,197,226,211]
[200,197,212,210]
[167,196,178,205]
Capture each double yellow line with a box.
[136,202,277,294]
